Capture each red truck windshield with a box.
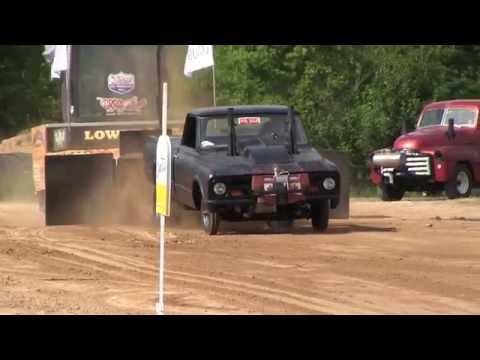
[418,108,477,128]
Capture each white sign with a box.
[156,135,172,216]
[184,45,214,77]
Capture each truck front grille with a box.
[405,156,431,176]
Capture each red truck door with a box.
[444,107,480,182]
[472,114,480,182]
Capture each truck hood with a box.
[394,126,449,152]
[200,145,338,177]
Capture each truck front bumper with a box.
[370,150,435,188]
[207,194,339,214]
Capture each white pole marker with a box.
[155,82,172,315]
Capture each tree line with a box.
[2,45,480,170]
[215,45,480,168]
[0,46,59,139]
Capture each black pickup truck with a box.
[145,105,341,235]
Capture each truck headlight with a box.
[213,182,227,196]
[323,178,336,191]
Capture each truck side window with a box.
[182,115,197,149]
[418,109,444,128]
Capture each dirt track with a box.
[0,198,479,314]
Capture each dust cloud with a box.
[161,45,214,132]
[0,154,35,202]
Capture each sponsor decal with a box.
[96,96,148,116]
[53,128,67,149]
[238,117,262,125]
[107,72,135,95]
[84,130,120,141]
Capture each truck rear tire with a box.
[379,183,405,202]
[311,200,329,233]
[201,201,220,235]
[445,164,473,199]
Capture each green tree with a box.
[215,45,461,170]
[0,45,60,139]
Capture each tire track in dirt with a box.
[4,200,480,314]
[24,234,388,314]
[103,287,268,315]
[5,226,479,314]
[2,227,150,283]
[0,229,384,314]
[38,228,455,314]
[43,243,333,313]
[53,235,480,314]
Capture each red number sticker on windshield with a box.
[238,117,261,125]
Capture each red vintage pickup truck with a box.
[369,99,480,201]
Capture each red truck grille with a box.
[380,155,432,176]
[405,156,431,175]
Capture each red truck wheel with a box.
[445,165,473,199]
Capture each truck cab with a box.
[370,99,480,200]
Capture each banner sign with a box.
[184,45,214,77]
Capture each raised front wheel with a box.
[201,201,220,236]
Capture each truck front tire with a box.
[311,200,330,233]
[201,201,220,235]
[379,183,405,202]
[445,164,473,199]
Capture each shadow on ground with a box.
[221,222,397,236]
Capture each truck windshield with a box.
[418,109,444,128]
[73,45,159,122]
[418,108,477,128]
[443,108,477,127]
[198,114,308,151]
